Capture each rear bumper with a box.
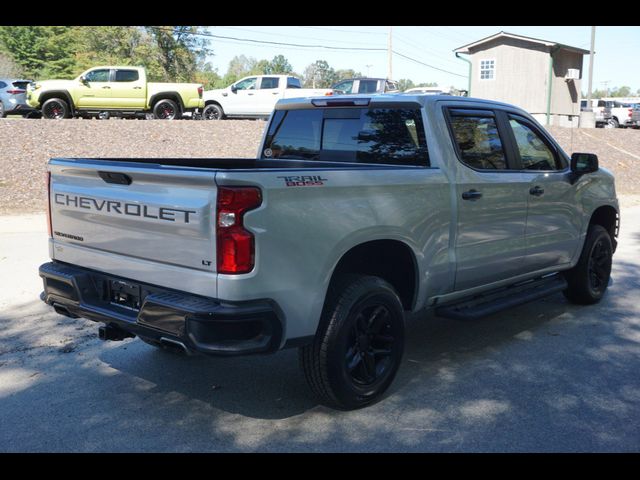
[39,261,283,356]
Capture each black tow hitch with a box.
[98,324,135,342]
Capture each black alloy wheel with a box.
[42,98,69,119]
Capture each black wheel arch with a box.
[326,240,418,315]
[589,205,619,252]
[149,92,185,113]
[39,91,75,111]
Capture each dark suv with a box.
[332,77,399,95]
[0,78,36,117]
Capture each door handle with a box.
[462,189,482,200]
[102,86,111,89]
[272,92,279,95]
[133,86,142,89]
[529,186,545,196]
[248,93,254,96]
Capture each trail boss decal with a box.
[277,175,328,187]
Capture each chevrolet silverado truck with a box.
[27,66,204,120]
[39,94,619,410]
[202,75,333,120]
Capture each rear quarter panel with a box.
[215,166,452,342]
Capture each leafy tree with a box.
[416,82,438,88]
[0,52,21,77]
[397,79,415,91]
[610,86,631,98]
[145,26,211,82]
[334,69,362,81]
[267,55,293,74]
[303,60,337,88]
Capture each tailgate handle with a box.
[98,171,132,185]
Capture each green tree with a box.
[303,60,337,88]
[416,82,438,88]
[397,79,415,91]
[267,55,293,74]
[145,26,211,82]
[610,86,632,98]
[0,26,78,79]
[334,69,362,81]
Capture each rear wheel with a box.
[42,98,70,119]
[0,101,5,118]
[606,118,619,129]
[563,224,613,305]
[299,275,405,410]
[153,99,180,120]
[202,103,224,120]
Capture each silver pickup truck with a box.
[39,94,619,410]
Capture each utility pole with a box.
[365,64,373,77]
[587,26,596,107]
[387,26,393,80]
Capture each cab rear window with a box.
[262,107,429,166]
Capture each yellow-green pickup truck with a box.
[27,66,204,120]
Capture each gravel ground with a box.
[0,118,638,215]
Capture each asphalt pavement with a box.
[0,208,639,452]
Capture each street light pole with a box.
[387,26,393,80]
[587,26,595,107]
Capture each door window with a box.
[260,77,280,89]
[448,111,507,170]
[508,117,560,171]
[358,80,379,93]
[84,69,110,82]
[235,77,257,90]
[333,80,355,94]
[114,70,139,82]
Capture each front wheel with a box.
[42,98,70,119]
[563,224,613,305]
[299,275,405,410]
[202,103,224,120]
[606,118,619,129]
[153,99,180,120]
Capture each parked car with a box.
[403,86,450,95]
[332,77,399,95]
[39,94,618,409]
[26,66,204,120]
[202,75,333,120]
[629,104,640,128]
[607,101,636,128]
[581,99,613,128]
[0,78,37,118]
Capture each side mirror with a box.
[230,84,237,94]
[571,152,599,174]
[80,75,88,84]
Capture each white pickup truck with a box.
[202,75,333,120]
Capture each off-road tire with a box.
[563,224,613,305]
[42,98,70,119]
[202,103,224,120]
[299,274,405,410]
[152,99,180,120]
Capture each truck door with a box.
[225,76,258,115]
[254,76,281,116]
[109,68,146,109]
[504,113,582,270]
[446,107,530,291]
[76,68,112,108]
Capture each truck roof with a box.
[275,93,524,112]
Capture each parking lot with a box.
[1,205,639,452]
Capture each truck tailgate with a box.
[48,158,218,296]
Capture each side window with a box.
[114,70,139,82]
[0,81,7,89]
[260,77,279,89]
[235,77,257,90]
[333,80,354,94]
[287,77,301,89]
[448,111,507,170]
[358,80,379,93]
[84,69,110,82]
[508,116,560,171]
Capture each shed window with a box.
[480,59,495,80]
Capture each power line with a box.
[392,50,467,78]
[212,26,379,46]
[296,26,387,36]
[150,26,386,52]
[394,32,467,68]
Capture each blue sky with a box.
[204,26,640,93]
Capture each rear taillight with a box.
[629,109,633,118]
[6,89,25,95]
[216,186,262,274]
[46,171,52,238]
[197,86,203,98]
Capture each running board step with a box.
[435,275,568,321]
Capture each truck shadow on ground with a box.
[1,258,638,451]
